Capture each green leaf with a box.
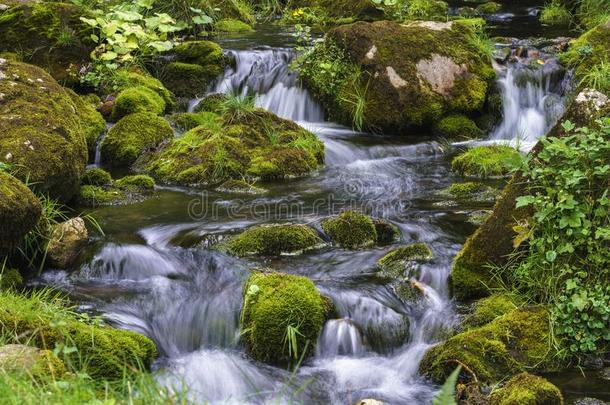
[432,366,461,405]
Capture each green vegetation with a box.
[490,373,564,405]
[452,146,523,178]
[78,174,155,207]
[463,294,518,329]
[81,168,112,187]
[540,0,571,25]
[111,86,167,121]
[240,272,326,367]
[0,267,23,291]
[322,211,377,249]
[226,224,324,256]
[575,0,610,30]
[215,18,253,32]
[377,243,434,278]
[580,61,610,94]
[475,2,500,14]
[434,115,483,140]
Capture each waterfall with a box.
[491,55,568,144]
[200,48,325,122]
[316,318,367,358]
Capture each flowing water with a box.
[38,25,583,404]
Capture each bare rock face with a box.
[47,217,88,269]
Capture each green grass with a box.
[540,0,572,25]
[339,72,369,132]
[576,0,610,29]
[580,61,610,94]
[451,145,523,178]
[219,93,257,124]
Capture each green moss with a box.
[115,175,155,192]
[540,0,571,25]
[81,168,112,187]
[160,63,212,99]
[113,70,175,110]
[463,293,518,329]
[194,93,228,113]
[452,146,522,178]
[227,224,323,256]
[0,61,88,201]
[446,182,487,198]
[101,113,173,168]
[66,89,106,159]
[168,112,222,132]
[476,1,501,14]
[286,0,381,20]
[490,372,564,405]
[240,271,325,366]
[322,211,377,249]
[0,344,65,380]
[0,268,23,290]
[173,41,224,66]
[111,86,166,121]
[208,0,255,24]
[215,18,253,32]
[78,185,124,206]
[0,290,157,380]
[373,219,400,244]
[378,243,434,270]
[0,172,42,254]
[434,115,483,140]
[216,179,267,195]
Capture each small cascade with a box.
[202,48,324,122]
[316,318,367,358]
[491,49,568,144]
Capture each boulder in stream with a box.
[47,216,89,269]
[226,224,324,256]
[490,372,564,405]
[0,171,41,254]
[322,210,377,249]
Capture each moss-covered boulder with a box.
[0,60,88,200]
[215,18,253,32]
[420,307,557,385]
[168,111,220,132]
[0,172,41,254]
[476,2,501,14]
[100,113,173,168]
[240,271,326,366]
[0,344,65,380]
[297,19,495,134]
[81,168,112,186]
[441,181,500,205]
[78,174,155,207]
[434,115,483,140]
[144,109,324,186]
[322,211,377,249]
[66,90,105,159]
[378,242,433,270]
[112,69,175,109]
[0,2,94,86]
[226,224,323,256]
[161,41,225,98]
[0,290,157,380]
[451,89,610,301]
[463,293,518,329]
[490,373,564,405]
[111,86,166,121]
[452,145,522,178]
[0,268,23,290]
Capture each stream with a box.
[36,5,602,404]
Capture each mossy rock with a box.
[101,113,173,168]
[115,174,155,192]
[539,3,571,26]
[452,146,522,178]
[420,306,558,385]
[297,19,496,134]
[194,93,228,113]
[0,268,23,290]
[475,1,501,14]
[169,112,221,132]
[81,168,112,186]
[0,172,42,254]
[207,0,255,24]
[463,293,518,329]
[373,219,400,244]
[434,115,483,140]
[442,181,500,205]
[286,0,382,20]
[0,60,88,201]
[111,86,166,121]
[172,40,224,67]
[227,224,323,256]
[0,290,157,380]
[215,18,253,32]
[240,271,325,366]
[322,211,377,249]
[377,243,433,279]
[0,2,94,86]
[490,372,564,405]
[0,344,65,380]
[78,175,155,207]
[113,69,175,110]
[66,89,105,160]
[144,110,324,186]
[216,179,267,195]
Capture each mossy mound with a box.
[0,60,88,201]
[297,19,495,134]
[66,90,105,160]
[463,293,518,329]
[0,2,94,86]
[286,0,382,21]
[0,172,42,254]
[240,271,326,366]
[540,2,571,26]
[100,113,173,168]
[226,224,323,256]
[144,109,324,186]
[216,179,267,195]
[111,86,166,121]
[113,69,175,109]
[0,344,65,380]
[452,146,522,178]
[476,1,501,14]
[442,181,500,205]
[78,175,155,207]
[0,290,157,380]
[115,174,155,191]
[420,307,557,384]
[81,168,112,186]
[322,211,377,249]
[490,372,564,405]
[215,18,253,32]
[0,268,23,290]
[162,41,225,98]
[168,111,221,132]
[434,115,483,140]
[377,243,434,279]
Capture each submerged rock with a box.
[377,243,434,277]
[226,224,324,256]
[373,219,401,244]
[322,210,377,249]
[0,344,65,379]
[0,60,88,200]
[215,179,267,195]
[0,171,41,254]
[240,271,326,366]
[47,217,88,269]
[297,19,495,134]
[490,372,564,405]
